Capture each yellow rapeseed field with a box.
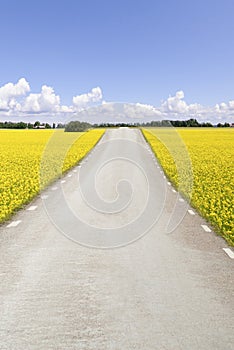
[142,128,234,245]
[0,129,105,223]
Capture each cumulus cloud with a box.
[215,100,234,112]
[0,78,233,124]
[123,103,162,119]
[212,100,234,123]
[72,102,123,122]
[71,102,162,123]
[0,78,30,111]
[21,85,61,113]
[161,90,202,116]
[162,90,187,113]
[73,87,103,109]
[0,79,102,118]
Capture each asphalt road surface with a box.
[0,128,233,350]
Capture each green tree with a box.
[65,121,91,132]
[34,121,41,128]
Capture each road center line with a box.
[51,186,58,191]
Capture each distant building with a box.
[33,125,45,129]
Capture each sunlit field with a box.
[0,129,105,223]
[142,128,234,246]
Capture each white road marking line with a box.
[167,182,171,186]
[41,195,48,199]
[67,174,72,178]
[160,171,163,174]
[201,224,211,232]
[51,186,58,191]
[27,205,37,211]
[172,189,177,193]
[188,209,195,215]
[61,180,66,184]
[7,220,21,228]
[73,170,77,173]
[223,248,234,259]
[179,198,184,202]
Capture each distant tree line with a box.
[0,118,232,130]
[83,118,232,129]
[94,119,232,128]
[0,121,57,129]
[93,119,215,128]
[141,119,214,127]
[216,122,231,127]
[0,121,29,129]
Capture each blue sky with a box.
[0,0,234,123]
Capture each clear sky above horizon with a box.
[0,0,234,123]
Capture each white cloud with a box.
[212,99,234,123]
[0,79,234,124]
[70,102,162,123]
[21,85,61,113]
[215,100,234,112]
[101,101,115,113]
[73,87,103,109]
[0,79,102,116]
[161,90,202,115]
[0,78,30,111]
[123,103,162,119]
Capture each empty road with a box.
[0,128,233,350]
